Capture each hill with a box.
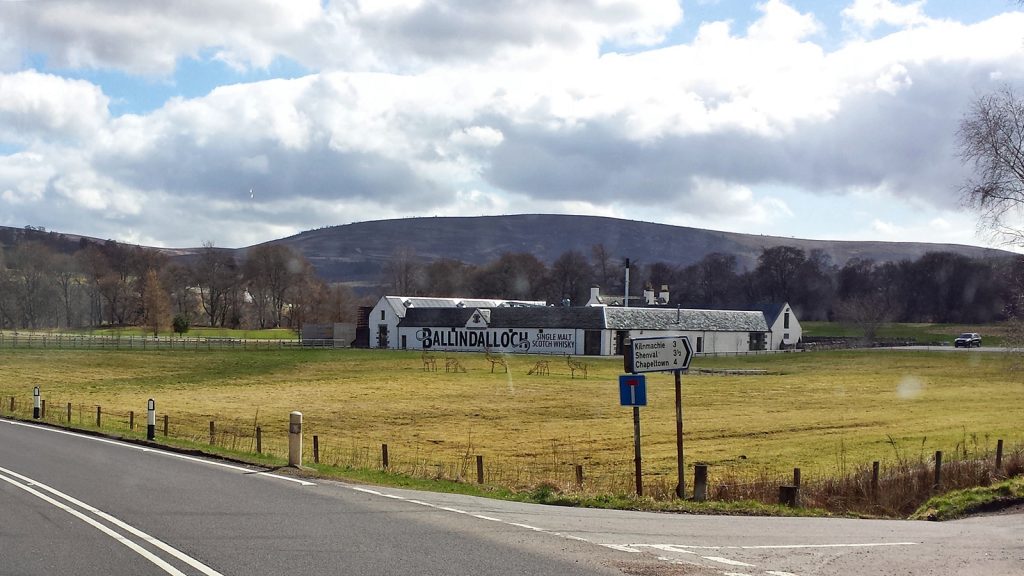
[255,214,1012,285]
[3,215,1014,289]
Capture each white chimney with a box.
[644,286,655,305]
[659,285,670,305]
[586,286,605,307]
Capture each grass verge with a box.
[911,476,1024,521]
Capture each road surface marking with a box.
[634,542,918,550]
[0,466,223,576]
[645,544,699,555]
[703,556,756,567]
[600,544,642,553]
[2,419,315,486]
[766,571,800,576]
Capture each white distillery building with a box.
[367,294,799,356]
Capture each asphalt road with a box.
[1,418,1021,576]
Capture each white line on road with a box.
[0,466,223,576]
[635,542,919,551]
[703,556,757,567]
[1,419,315,486]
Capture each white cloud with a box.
[0,71,109,144]
[842,0,931,34]
[0,2,1023,248]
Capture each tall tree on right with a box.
[958,85,1024,245]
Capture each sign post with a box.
[146,399,156,441]
[619,374,647,496]
[624,336,693,499]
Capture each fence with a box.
[0,331,308,351]
[3,390,1019,517]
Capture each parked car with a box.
[954,332,982,348]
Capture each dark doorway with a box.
[584,330,601,356]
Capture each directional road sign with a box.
[619,374,647,406]
[625,336,693,373]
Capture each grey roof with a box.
[382,295,547,318]
[400,306,606,329]
[399,305,767,332]
[760,303,786,325]
[489,307,606,329]
[604,307,769,332]
[400,308,478,327]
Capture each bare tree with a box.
[383,246,422,295]
[141,269,171,336]
[194,242,238,327]
[958,85,1024,245]
[243,244,299,328]
[52,253,83,328]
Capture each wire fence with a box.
[3,392,1019,517]
[0,331,329,351]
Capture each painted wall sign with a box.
[412,327,578,353]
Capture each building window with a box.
[784,333,790,340]
[696,336,703,353]
[784,312,790,329]
[381,310,385,321]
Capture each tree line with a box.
[2,225,1019,333]
[385,244,1020,328]
[0,227,360,332]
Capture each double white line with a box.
[0,466,223,576]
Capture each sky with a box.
[1,0,1023,250]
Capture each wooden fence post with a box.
[779,485,799,507]
[129,410,134,430]
[255,426,262,453]
[163,414,169,436]
[934,450,943,491]
[41,399,46,418]
[9,396,13,412]
[313,435,320,464]
[575,464,584,488]
[382,444,389,469]
[209,421,216,445]
[996,439,1004,472]
[871,461,880,501]
[96,406,101,427]
[476,455,484,484]
[693,464,708,502]
[66,402,72,423]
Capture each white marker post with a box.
[33,387,41,419]
[288,411,303,467]
[146,399,156,441]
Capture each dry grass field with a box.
[2,348,1021,498]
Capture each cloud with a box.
[0,71,109,144]
[0,2,1023,248]
[0,0,326,75]
[842,0,931,34]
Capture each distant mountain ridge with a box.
[3,215,1013,289]
[254,214,1013,285]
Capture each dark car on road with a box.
[954,332,982,348]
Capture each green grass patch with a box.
[911,476,1024,521]
[802,321,1005,345]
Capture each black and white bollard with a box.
[146,399,156,441]
[288,411,302,467]
[33,386,40,419]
